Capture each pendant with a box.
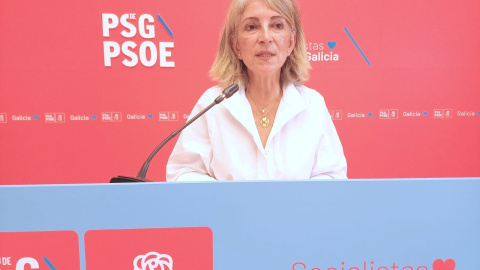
[261,107,267,113]
[260,116,270,128]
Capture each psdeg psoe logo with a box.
[0,231,80,270]
[134,252,173,270]
[329,110,343,120]
[433,109,453,119]
[293,258,456,270]
[379,109,398,119]
[0,113,7,123]
[0,257,56,270]
[159,111,178,121]
[102,13,174,67]
[102,112,122,122]
[45,113,66,123]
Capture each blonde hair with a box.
[209,0,310,88]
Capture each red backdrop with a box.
[1,0,479,184]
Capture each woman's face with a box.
[233,0,296,79]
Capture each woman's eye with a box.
[272,23,284,29]
[245,24,257,30]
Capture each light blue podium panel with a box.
[1,178,479,270]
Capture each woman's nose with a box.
[259,25,273,43]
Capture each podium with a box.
[1,178,479,269]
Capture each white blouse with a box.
[166,84,347,181]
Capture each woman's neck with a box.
[246,72,283,103]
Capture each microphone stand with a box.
[110,84,239,183]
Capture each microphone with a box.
[110,84,239,183]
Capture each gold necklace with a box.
[247,90,282,128]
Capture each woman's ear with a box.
[231,37,242,59]
[288,32,296,56]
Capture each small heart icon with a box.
[432,259,455,270]
[368,112,372,117]
[34,115,39,120]
[148,114,153,118]
[477,111,480,115]
[92,115,97,120]
[327,41,336,50]
[423,112,428,116]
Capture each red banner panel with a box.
[0,0,479,184]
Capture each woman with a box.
[166,0,347,181]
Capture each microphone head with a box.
[223,84,239,98]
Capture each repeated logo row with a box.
[0,112,179,123]
[329,109,480,120]
[2,109,479,124]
